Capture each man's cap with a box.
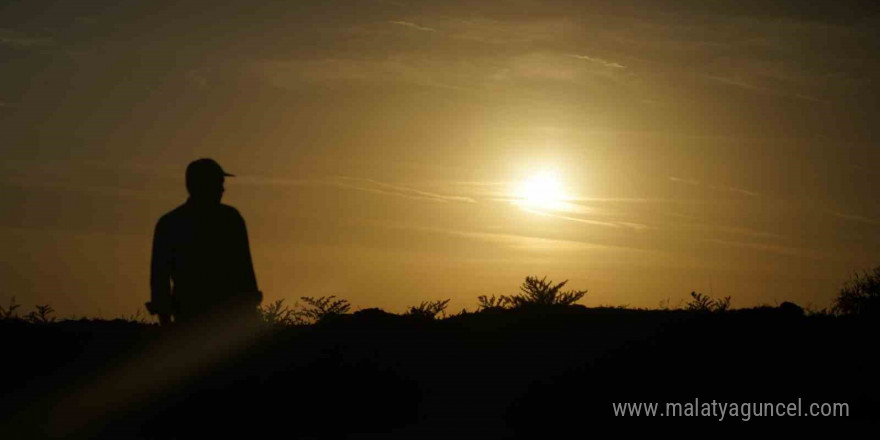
[186,158,235,183]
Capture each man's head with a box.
[185,158,234,203]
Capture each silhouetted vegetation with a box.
[121,308,150,324]
[0,296,20,320]
[476,294,511,311]
[299,295,351,322]
[685,291,732,312]
[477,276,587,311]
[0,298,59,324]
[1,272,877,438]
[833,265,880,316]
[406,299,450,319]
[508,275,586,307]
[25,304,56,324]
[259,298,307,326]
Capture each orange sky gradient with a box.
[2,0,879,318]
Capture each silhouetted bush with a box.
[833,266,880,316]
[22,304,56,324]
[0,297,20,320]
[685,291,731,312]
[477,294,512,311]
[505,276,587,308]
[777,301,804,317]
[259,298,308,326]
[406,299,450,319]
[300,295,351,322]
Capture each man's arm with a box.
[235,211,260,302]
[149,217,174,323]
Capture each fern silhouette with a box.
[25,304,55,324]
[260,299,307,326]
[300,296,351,322]
[500,276,587,308]
[0,297,20,320]
[477,294,511,311]
[685,291,731,312]
[406,299,450,319]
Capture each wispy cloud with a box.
[668,176,700,186]
[701,73,827,103]
[669,176,759,197]
[569,54,625,69]
[516,207,651,232]
[253,57,472,91]
[370,221,654,254]
[520,207,626,229]
[0,29,53,48]
[680,222,782,240]
[390,21,437,32]
[572,197,706,205]
[0,36,52,48]
[236,174,476,203]
[832,211,880,226]
[331,177,476,203]
[715,185,759,197]
[706,238,822,259]
[447,18,576,45]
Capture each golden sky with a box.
[2,0,879,317]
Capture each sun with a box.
[514,171,567,211]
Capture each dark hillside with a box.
[1,305,877,438]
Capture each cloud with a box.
[572,197,706,205]
[239,172,653,230]
[669,176,759,197]
[516,206,651,232]
[389,21,437,32]
[702,74,826,103]
[253,57,472,91]
[668,176,701,186]
[705,238,822,259]
[370,221,653,254]
[680,222,782,240]
[332,177,476,203]
[0,30,53,49]
[832,211,880,226]
[716,185,759,197]
[447,18,576,45]
[570,54,625,69]
[238,174,477,204]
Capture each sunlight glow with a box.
[514,171,569,211]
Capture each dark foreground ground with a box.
[1,305,878,438]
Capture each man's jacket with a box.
[150,198,259,320]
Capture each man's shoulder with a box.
[216,204,246,225]
[157,203,189,225]
[155,203,244,231]
[218,203,243,217]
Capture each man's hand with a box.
[159,314,172,326]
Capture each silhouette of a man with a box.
[148,158,261,325]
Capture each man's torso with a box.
[157,202,256,317]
